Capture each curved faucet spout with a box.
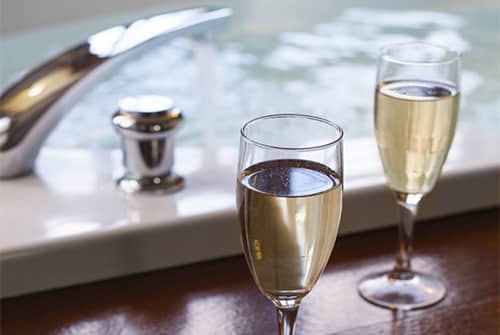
[0,7,231,178]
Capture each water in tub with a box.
[0,1,498,150]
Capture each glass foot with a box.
[358,271,446,310]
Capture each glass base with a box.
[358,271,446,310]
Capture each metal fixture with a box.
[112,95,184,193]
[0,7,231,178]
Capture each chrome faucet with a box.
[0,7,231,178]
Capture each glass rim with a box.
[380,41,461,66]
[240,113,343,151]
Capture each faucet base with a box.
[117,173,184,194]
[0,168,34,180]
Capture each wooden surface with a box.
[2,208,499,335]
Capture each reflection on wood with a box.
[1,208,498,335]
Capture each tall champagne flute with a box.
[358,42,460,310]
[237,114,343,334]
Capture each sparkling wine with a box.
[375,80,459,194]
[237,159,342,302]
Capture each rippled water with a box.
[1,4,499,148]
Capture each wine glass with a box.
[358,42,461,310]
[236,114,343,334]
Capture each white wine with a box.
[237,159,342,303]
[375,80,459,194]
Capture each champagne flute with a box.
[358,42,460,310]
[236,114,343,334]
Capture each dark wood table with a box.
[2,208,498,335]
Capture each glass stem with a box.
[391,192,423,279]
[276,307,299,335]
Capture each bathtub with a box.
[1,0,499,297]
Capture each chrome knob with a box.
[112,95,184,193]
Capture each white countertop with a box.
[1,132,498,298]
